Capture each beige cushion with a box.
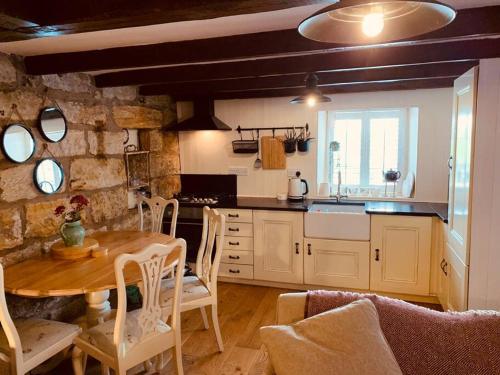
[0,319,80,361]
[160,275,210,308]
[260,299,402,375]
[78,309,170,356]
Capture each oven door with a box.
[163,206,203,263]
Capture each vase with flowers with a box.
[54,195,89,247]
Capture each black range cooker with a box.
[163,174,237,263]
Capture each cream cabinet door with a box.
[448,67,478,265]
[253,211,304,284]
[437,221,449,308]
[444,242,469,311]
[304,239,370,289]
[370,215,432,296]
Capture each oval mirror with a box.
[1,123,36,163]
[34,158,64,194]
[39,107,67,143]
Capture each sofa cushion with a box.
[260,299,402,375]
[306,290,500,375]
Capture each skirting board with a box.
[218,277,441,305]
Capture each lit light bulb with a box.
[307,96,317,107]
[362,13,384,37]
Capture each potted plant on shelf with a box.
[297,129,314,152]
[283,129,297,153]
[54,195,89,247]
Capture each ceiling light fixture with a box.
[290,73,332,106]
[298,0,456,44]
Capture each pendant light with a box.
[298,0,456,44]
[290,73,332,107]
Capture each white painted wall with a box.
[469,58,500,311]
[179,88,453,202]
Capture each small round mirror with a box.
[1,123,36,163]
[39,107,67,143]
[34,158,64,194]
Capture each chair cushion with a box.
[78,309,170,356]
[260,299,402,375]
[160,275,210,308]
[0,318,80,362]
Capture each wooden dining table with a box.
[3,230,174,326]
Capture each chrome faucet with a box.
[332,169,348,202]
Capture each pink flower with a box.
[54,205,66,216]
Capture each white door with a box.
[304,239,370,289]
[448,67,478,265]
[370,215,432,296]
[254,211,304,284]
[445,243,469,311]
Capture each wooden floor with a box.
[51,282,441,374]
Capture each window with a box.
[318,108,417,197]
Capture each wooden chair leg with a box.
[174,330,184,375]
[200,306,209,330]
[100,364,110,375]
[155,352,164,372]
[71,347,84,375]
[211,304,224,352]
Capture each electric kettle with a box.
[288,171,309,200]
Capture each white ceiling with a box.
[0,0,499,57]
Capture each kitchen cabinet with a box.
[253,210,304,284]
[370,215,432,296]
[304,238,370,289]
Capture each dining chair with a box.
[137,195,179,236]
[0,264,81,375]
[159,206,226,352]
[72,239,187,375]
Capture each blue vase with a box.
[60,220,85,247]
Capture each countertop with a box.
[217,197,448,222]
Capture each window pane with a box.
[332,119,362,186]
[369,117,399,185]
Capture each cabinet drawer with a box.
[219,263,253,279]
[218,209,253,223]
[223,236,253,251]
[222,222,253,237]
[222,250,253,265]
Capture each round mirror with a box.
[34,158,64,194]
[1,123,36,163]
[39,107,67,143]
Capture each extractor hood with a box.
[169,97,231,131]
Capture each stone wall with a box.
[0,53,180,319]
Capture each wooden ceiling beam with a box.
[0,0,326,42]
[138,61,476,96]
[95,38,499,87]
[172,77,456,101]
[24,6,500,75]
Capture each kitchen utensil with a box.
[261,136,286,169]
[402,172,415,198]
[232,131,258,153]
[254,130,262,168]
[276,193,288,201]
[288,171,309,200]
[318,182,330,197]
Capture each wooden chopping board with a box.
[261,136,286,169]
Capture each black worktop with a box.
[216,197,448,222]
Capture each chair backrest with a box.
[113,239,186,358]
[195,207,225,294]
[0,265,24,372]
[137,195,179,236]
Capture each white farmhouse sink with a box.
[305,202,370,240]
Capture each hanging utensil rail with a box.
[235,124,308,137]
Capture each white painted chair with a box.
[160,206,226,352]
[0,264,81,375]
[137,195,179,236]
[72,239,187,375]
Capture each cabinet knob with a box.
[440,258,446,271]
[307,243,312,255]
[443,262,448,276]
[229,269,240,274]
[228,213,239,218]
[228,227,239,232]
[375,249,380,261]
[228,255,240,260]
[295,242,299,254]
[228,241,240,246]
